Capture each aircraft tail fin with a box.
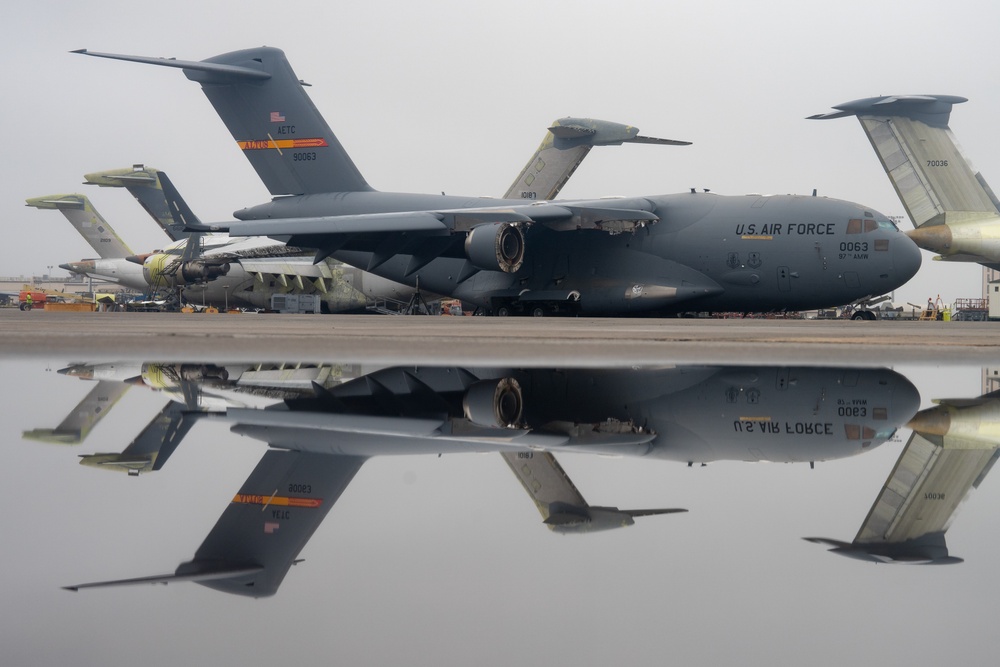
[65,450,365,597]
[505,118,690,201]
[809,95,1000,228]
[155,172,208,261]
[76,48,373,196]
[84,165,191,241]
[21,380,131,445]
[25,193,133,258]
[79,401,203,476]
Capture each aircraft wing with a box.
[218,200,658,237]
[65,449,365,597]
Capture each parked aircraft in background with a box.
[57,363,918,596]
[810,95,1000,269]
[806,389,1000,564]
[79,47,922,316]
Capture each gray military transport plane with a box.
[61,364,918,597]
[77,47,922,316]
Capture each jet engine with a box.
[142,253,231,287]
[464,222,525,273]
[463,377,524,428]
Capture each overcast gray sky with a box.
[4,0,1000,308]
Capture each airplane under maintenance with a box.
[77,47,923,316]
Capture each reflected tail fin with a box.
[501,451,684,533]
[22,380,131,445]
[79,401,203,475]
[64,450,366,597]
[76,48,373,196]
[25,193,132,258]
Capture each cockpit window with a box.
[847,218,898,234]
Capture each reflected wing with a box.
[65,450,365,597]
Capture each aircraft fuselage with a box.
[237,190,921,314]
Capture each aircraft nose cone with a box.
[906,225,953,255]
[893,233,923,284]
[60,260,95,274]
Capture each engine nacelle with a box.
[179,260,230,284]
[143,253,231,287]
[464,222,525,273]
[463,378,524,428]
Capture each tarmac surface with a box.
[2,309,999,365]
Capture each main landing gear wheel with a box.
[496,306,511,317]
[531,307,545,317]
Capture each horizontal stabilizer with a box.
[72,49,271,82]
[25,195,85,210]
[64,565,264,591]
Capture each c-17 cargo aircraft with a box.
[61,363,918,597]
[810,95,1000,269]
[78,47,922,316]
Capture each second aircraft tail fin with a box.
[25,193,132,258]
[505,118,690,201]
[84,165,191,241]
[809,95,1000,228]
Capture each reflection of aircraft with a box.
[806,391,1000,564]
[43,361,373,474]
[79,47,921,316]
[810,95,1000,268]
[63,364,918,597]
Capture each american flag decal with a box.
[264,522,280,534]
[270,111,286,122]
